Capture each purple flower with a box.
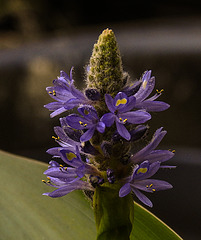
[43,160,94,198]
[46,117,82,158]
[66,105,105,142]
[59,146,100,178]
[119,161,173,207]
[44,68,89,118]
[101,92,151,140]
[133,70,170,112]
[130,127,175,166]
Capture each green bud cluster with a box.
[87,29,125,97]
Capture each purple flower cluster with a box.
[43,68,174,207]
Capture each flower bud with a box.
[87,29,124,97]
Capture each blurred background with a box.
[0,1,201,239]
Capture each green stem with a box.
[93,183,134,240]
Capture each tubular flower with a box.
[44,68,90,118]
[66,105,105,142]
[101,92,151,140]
[119,161,173,207]
[130,127,175,166]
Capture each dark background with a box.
[0,1,201,239]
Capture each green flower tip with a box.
[87,28,124,97]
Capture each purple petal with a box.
[105,94,116,113]
[118,96,136,113]
[131,128,166,164]
[59,149,83,168]
[43,181,92,198]
[77,105,98,120]
[135,101,170,112]
[116,121,131,140]
[70,85,86,100]
[145,150,175,163]
[44,167,78,179]
[134,179,173,192]
[46,147,62,157]
[80,127,95,142]
[134,71,155,102]
[101,113,115,127]
[119,110,151,124]
[134,161,161,180]
[66,114,91,130]
[46,86,73,102]
[96,121,105,133]
[64,98,84,110]
[114,92,129,110]
[132,188,153,207]
[119,183,131,197]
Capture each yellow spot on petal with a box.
[142,80,147,89]
[84,110,89,115]
[66,152,77,161]
[137,167,148,174]
[115,98,127,107]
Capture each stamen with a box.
[168,149,176,153]
[119,118,127,123]
[156,89,164,94]
[52,136,60,140]
[48,90,56,96]
[79,121,87,127]
[152,189,156,192]
[42,180,46,183]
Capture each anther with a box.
[42,180,46,183]
[52,136,60,140]
[49,90,56,96]
[156,89,164,94]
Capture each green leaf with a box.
[0,150,182,240]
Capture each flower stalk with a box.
[43,29,175,240]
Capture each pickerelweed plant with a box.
[43,29,175,240]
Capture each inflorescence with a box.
[43,29,175,207]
